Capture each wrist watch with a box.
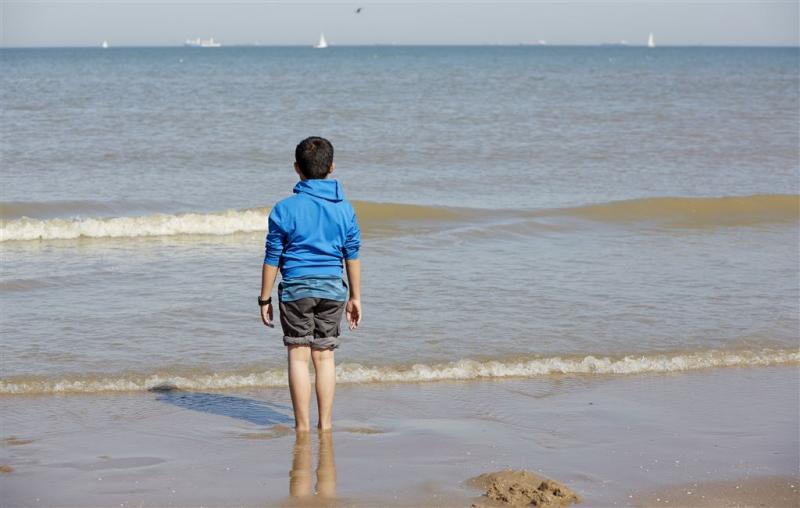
[258,296,272,306]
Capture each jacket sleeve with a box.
[342,206,361,261]
[264,207,286,266]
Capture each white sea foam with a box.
[0,208,269,242]
[1,348,797,395]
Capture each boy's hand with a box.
[345,299,362,330]
[260,303,274,328]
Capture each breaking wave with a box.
[1,194,796,242]
[0,201,466,242]
[1,207,271,242]
[1,348,796,395]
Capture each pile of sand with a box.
[469,469,581,507]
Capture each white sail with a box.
[101,40,108,49]
[647,33,655,48]
[314,33,328,49]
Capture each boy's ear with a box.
[328,162,336,176]
[293,162,305,180]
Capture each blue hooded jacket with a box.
[264,179,361,279]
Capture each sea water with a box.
[1,46,798,394]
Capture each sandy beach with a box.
[2,44,798,507]
[1,365,796,507]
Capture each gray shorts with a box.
[279,297,346,350]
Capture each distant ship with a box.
[313,33,328,49]
[647,33,656,48]
[600,40,629,47]
[517,40,547,46]
[101,40,108,49]
[184,37,222,48]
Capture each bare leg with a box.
[311,348,336,430]
[287,345,312,432]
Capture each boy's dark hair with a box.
[295,137,334,179]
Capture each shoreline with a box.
[1,366,797,507]
[2,348,797,395]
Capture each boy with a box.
[259,136,362,432]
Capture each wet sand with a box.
[1,365,797,507]
[632,475,799,507]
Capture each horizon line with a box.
[2,43,799,49]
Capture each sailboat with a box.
[101,40,109,49]
[313,33,328,49]
[647,33,656,48]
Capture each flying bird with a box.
[355,7,363,14]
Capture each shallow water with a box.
[1,46,798,394]
[1,367,797,506]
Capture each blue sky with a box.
[2,1,798,47]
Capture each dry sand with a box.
[470,469,581,507]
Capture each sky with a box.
[1,1,798,48]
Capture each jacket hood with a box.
[293,179,344,202]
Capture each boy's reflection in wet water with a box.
[290,430,336,498]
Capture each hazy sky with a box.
[2,1,798,47]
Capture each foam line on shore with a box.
[1,348,797,395]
